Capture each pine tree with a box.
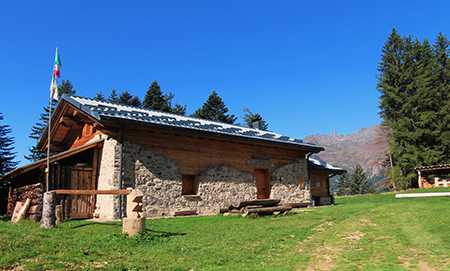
[108,89,120,103]
[142,81,171,112]
[241,108,268,130]
[118,91,142,107]
[94,91,106,101]
[334,173,350,196]
[191,91,237,124]
[26,80,76,161]
[0,112,18,215]
[349,164,373,195]
[376,29,446,190]
[434,33,450,162]
[0,113,18,176]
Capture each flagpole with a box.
[46,47,58,192]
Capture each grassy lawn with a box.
[1,188,450,270]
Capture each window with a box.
[182,175,197,195]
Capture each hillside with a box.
[303,124,388,177]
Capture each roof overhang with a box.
[37,99,102,152]
[415,164,450,175]
[1,139,104,183]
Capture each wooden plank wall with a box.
[124,126,308,175]
[310,173,330,197]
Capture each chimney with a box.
[252,121,261,130]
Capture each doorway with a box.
[255,169,270,199]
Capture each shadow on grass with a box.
[0,215,10,221]
[145,229,187,237]
[70,221,122,229]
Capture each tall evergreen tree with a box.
[0,113,18,176]
[241,107,268,130]
[349,164,373,195]
[143,81,171,112]
[26,80,76,161]
[434,33,450,162]
[0,112,18,215]
[108,89,120,103]
[118,91,142,107]
[191,91,237,124]
[376,29,449,190]
[94,91,106,101]
[335,172,351,196]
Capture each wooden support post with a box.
[40,191,56,229]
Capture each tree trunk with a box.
[240,205,292,217]
[40,191,56,229]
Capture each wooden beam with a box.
[60,116,83,129]
[53,189,131,195]
[396,192,450,198]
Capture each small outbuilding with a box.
[1,95,345,220]
[415,164,450,188]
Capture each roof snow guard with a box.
[63,95,324,152]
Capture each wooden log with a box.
[11,198,31,223]
[54,189,131,195]
[219,208,230,214]
[231,199,281,210]
[169,210,197,217]
[40,191,56,229]
[240,205,292,217]
[122,217,146,237]
[55,205,63,226]
[396,192,450,198]
[280,202,312,208]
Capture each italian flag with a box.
[53,48,61,78]
[50,74,58,100]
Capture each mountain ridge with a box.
[303,124,388,177]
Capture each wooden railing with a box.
[53,189,131,195]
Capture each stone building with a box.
[1,95,345,220]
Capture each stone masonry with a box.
[120,140,311,217]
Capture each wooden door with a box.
[255,169,270,199]
[67,167,95,219]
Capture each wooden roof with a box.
[39,94,325,153]
[1,139,104,183]
[415,164,450,175]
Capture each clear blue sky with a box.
[1,1,449,166]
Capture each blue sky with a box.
[1,1,450,166]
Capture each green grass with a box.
[2,188,450,270]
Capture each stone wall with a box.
[270,158,310,203]
[92,135,121,219]
[120,140,312,217]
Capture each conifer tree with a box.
[108,89,120,103]
[349,164,373,195]
[26,80,75,161]
[241,107,268,130]
[143,81,171,112]
[434,33,450,162]
[335,173,350,196]
[376,29,448,189]
[0,112,18,176]
[0,112,18,214]
[191,91,237,124]
[118,91,142,107]
[94,91,106,101]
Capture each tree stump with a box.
[40,191,56,229]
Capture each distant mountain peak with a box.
[304,124,388,177]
